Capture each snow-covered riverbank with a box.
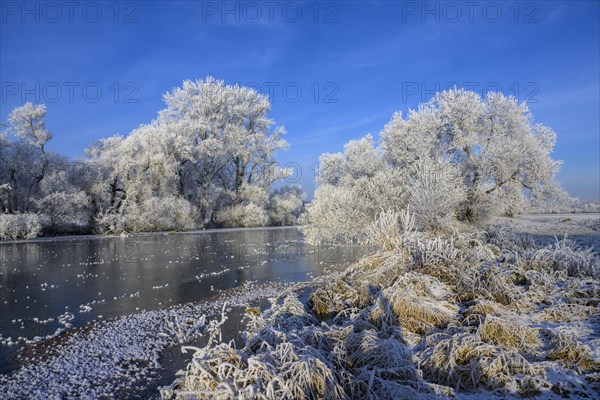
[0,281,300,399]
[161,215,600,399]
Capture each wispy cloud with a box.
[291,109,393,146]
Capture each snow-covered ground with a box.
[492,213,599,252]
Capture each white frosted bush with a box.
[268,184,305,226]
[95,210,127,235]
[303,135,407,244]
[134,196,197,232]
[308,88,565,242]
[217,203,269,228]
[366,209,402,251]
[302,185,373,244]
[96,196,196,234]
[0,213,44,239]
[36,189,92,233]
[366,208,416,251]
[408,159,466,231]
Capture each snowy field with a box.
[491,213,599,252]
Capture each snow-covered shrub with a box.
[317,174,419,238]
[37,190,92,233]
[407,158,466,231]
[216,190,279,228]
[303,135,407,244]
[96,196,196,234]
[0,213,44,239]
[302,184,373,244]
[133,196,197,232]
[366,210,402,251]
[36,171,93,233]
[216,203,269,228]
[95,210,127,235]
[268,184,306,226]
[237,184,270,207]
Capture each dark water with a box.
[0,227,371,375]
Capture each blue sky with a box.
[1,0,599,200]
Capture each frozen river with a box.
[0,227,371,375]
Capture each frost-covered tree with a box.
[157,78,289,220]
[85,135,129,224]
[0,80,302,238]
[84,77,292,233]
[36,170,93,233]
[381,89,562,222]
[0,104,96,236]
[0,131,13,212]
[268,184,306,226]
[305,88,564,243]
[0,213,43,240]
[526,184,576,213]
[8,103,52,149]
[84,125,202,233]
[303,135,407,243]
[1,103,53,212]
